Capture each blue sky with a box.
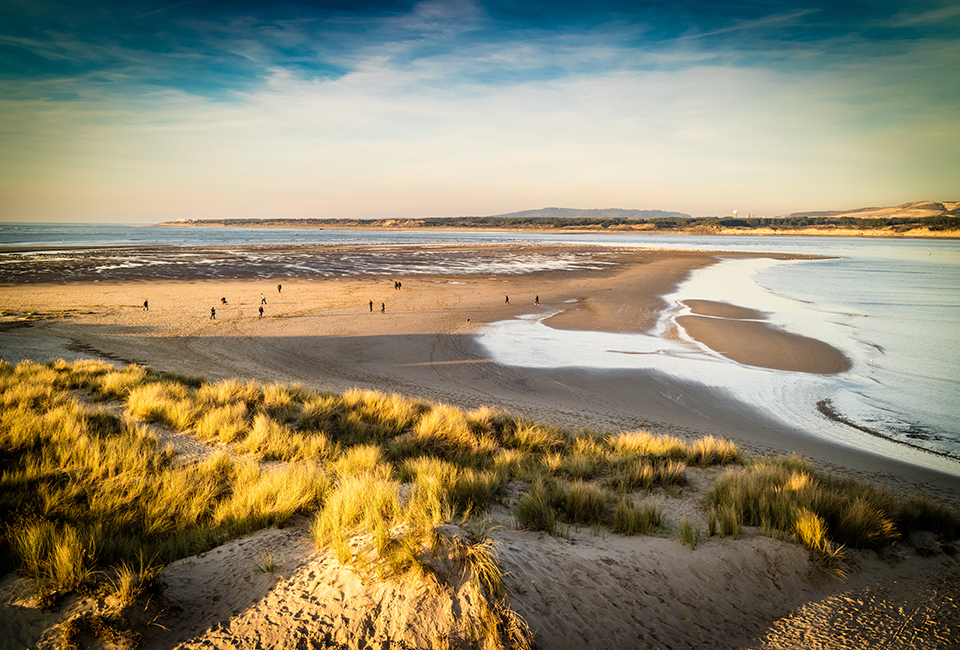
[1,0,958,222]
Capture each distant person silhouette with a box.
[259,305,263,319]
[369,300,373,312]
[221,297,227,304]
[505,295,509,304]
[143,300,149,311]
[210,307,216,320]
[261,293,266,305]
[534,295,539,305]
[277,283,282,293]
[381,302,385,313]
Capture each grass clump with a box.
[194,402,249,443]
[687,435,742,467]
[675,518,702,550]
[609,430,687,460]
[708,457,960,557]
[311,473,404,568]
[612,499,664,536]
[561,480,610,526]
[514,480,560,535]
[708,502,742,539]
[126,381,196,431]
[107,554,160,607]
[608,459,687,491]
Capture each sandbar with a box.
[676,314,852,374]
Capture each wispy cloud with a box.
[132,0,203,21]
[673,9,820,41]
[880,4,960,27]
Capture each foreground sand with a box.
[2,243,959,649]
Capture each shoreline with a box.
[1,244,957,505]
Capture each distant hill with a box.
[488,207,692,220]
[781,201,960,220]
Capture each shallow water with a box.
[478,243,960,473]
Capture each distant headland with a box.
[157,200,960,237]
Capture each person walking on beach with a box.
[369,300,373,312]
[143,300,149,311]
[261,293,266,305]
[505,295,509,304]
[277,283,282,294]
[381,302,385,313]
[259,305,264,319]
[210,307,216,320]
[534,295,539,305]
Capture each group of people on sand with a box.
[206,284,283,320]
[155,288,278,321]
[505,295,540,305]
[145,281,541,324]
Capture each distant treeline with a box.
[695,214,960,231]
[163,214,960,232]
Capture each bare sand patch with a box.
[676,314,852,374]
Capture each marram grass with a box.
[707,457,960,562]
[2,357,957,634]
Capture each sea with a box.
[2,222,958,473]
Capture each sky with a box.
[1,0,958,222]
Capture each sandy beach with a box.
[2,243,959,649]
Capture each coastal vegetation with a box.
[2,358,959,647]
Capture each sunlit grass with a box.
[2,356,957,635]
[706,457,959,562]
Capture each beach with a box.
[2,242,959,648]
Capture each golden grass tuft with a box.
[609,430,686,460]
[561,480,609,526]
[126,381,196,430]
[194,402,249,443]
[107,554,160,607]
[399,404,499,461]
[95,365,149,400]
[505,419,566,453]
[707,457,947,553]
